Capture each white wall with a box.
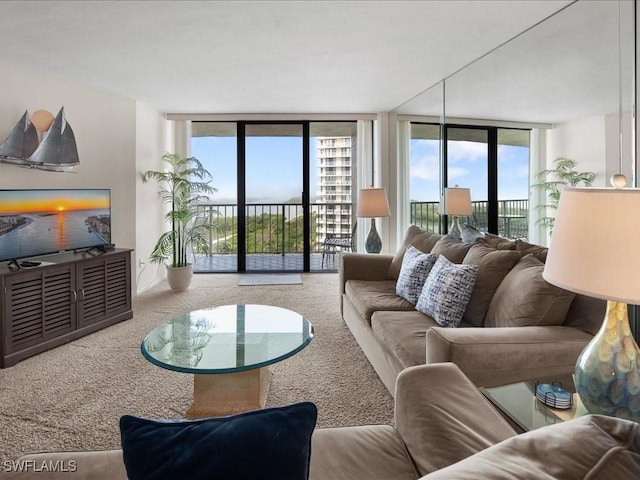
[0,62,167,294]
[545,115,608,186]
[546,112,633,190]
[134,102,170,293]
[604,111,634,184]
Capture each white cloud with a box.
[411,152,439,181]
[448,166,471,181]
[448,141,487,163]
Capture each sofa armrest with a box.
[394,363,517,476]
[426,325,594,388]
[339,252,393,294]
[5,450,126,479]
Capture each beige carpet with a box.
[0,273,393,461]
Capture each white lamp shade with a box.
[357,188,390,218]
[543,187,640,304]
[443,187,472,216]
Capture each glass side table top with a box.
[141,304,313,374]
[480,376,588,432]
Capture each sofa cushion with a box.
[515,239,548,262]
[119,402,317,480]
[420,414,640,479]
[485,254,576,328]
[460,224,516,251]
[484,233,516,250]
[416,256,478,328]
[371,310,440,368]
[431,235,473,264]
[309,425,420,480]
[345,280,414,323]
[462,239,522,326]
[396,246,438,305]
[388,225,442,279]
[563,293,607,335]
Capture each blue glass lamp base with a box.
[365,219,382,254]
[575,300,640,422]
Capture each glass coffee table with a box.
[480,375,588,432]
[141,304,313,418]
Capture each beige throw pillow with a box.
[430,235,472,264]
[484,233,516,250]
[485,254,576,327]
[462,239,522,327]
[515,239,548,263]
[388,225,442,279]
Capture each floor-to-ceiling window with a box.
[409,123,441,232]
[191,120,358,273]
[497,129,530,239]
[310,122,357,271]
[446,127,489,233]
[409,122,530,239]
[191,122,238,271]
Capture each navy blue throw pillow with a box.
[120,402,317,480]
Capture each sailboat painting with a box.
[0,111,39,164]
[27,107,79,172]
[0,107,79,172]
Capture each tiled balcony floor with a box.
[194,253,342,273]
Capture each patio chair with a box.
[321,223,357,267]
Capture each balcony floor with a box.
[194,253,342,273]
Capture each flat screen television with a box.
[0,189,111,263]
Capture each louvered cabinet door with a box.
[76,251,131,328]
[4,265,76,355]
[1,249,133,367]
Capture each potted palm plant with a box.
[531,157,597,234]
[142,153,218,291]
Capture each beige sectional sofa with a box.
[8,363,640,479]
[340,225,606,394]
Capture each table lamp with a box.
[543,187,640,422]
[357,187,390,253]
[443,187,472,239]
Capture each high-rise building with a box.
[316,136,354,244]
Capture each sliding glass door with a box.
[242,123,306,272]
[192,120,359,273]
[446,127,489,233]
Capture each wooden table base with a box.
[186,367,272,418]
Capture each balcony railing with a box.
[410,199,529,238]
[194,199,529,257]
[194,203,354,255]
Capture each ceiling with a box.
[0,1,629,124]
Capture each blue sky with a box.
[192,136,314,203]
[192,136,530,204]
[410,139,530,201]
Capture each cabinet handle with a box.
[72,290,77,302]
[79,288,85,301]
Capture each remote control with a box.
[20,261,42,267]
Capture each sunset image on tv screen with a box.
[0,189,111,261]
[0,189,110,215]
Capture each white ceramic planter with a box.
[166,264,193,292]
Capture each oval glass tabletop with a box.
[141,304,313,374]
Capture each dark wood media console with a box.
[0,248,133,367]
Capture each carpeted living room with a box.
[1,1,640,479]
[0,273,395,462]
